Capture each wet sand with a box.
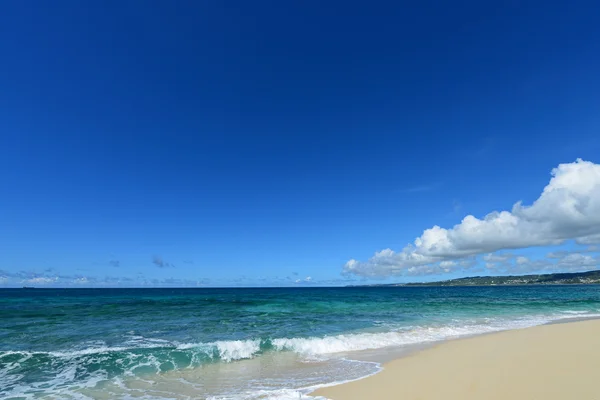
[312,319,600,400]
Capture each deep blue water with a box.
[2,286,600,399]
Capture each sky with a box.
[1,1,599,287]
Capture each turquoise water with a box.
[2,286,600,399]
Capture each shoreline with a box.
[333,313,600,366]
[310,318,600,399]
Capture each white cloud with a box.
[553,253,598,271]
[295,276,312,284]
[345,159,600,277]
[21,277,58,285]
[439,261,456,268]
[516,256,529,265]
[483,253,514,263]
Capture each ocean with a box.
[2,286,600,399]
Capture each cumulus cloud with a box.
[481,250,599,275]
[515,256,529,265]
[345,159,600,277]
[483,253,517,271]
[552,253,598,271]
[295,276,313,284]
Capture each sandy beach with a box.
[312,319,600,400]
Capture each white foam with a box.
[175,339,262,362]
[5,311,600,364]
[4,311,600,400]
[272,312,600,356]
[1,338,262,366]
[206,359,382,400]
[273,326,483,355]
[553,311,600,321]
[49,345,134,357]
[215,339,261,362]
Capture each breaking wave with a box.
[3,309,600,399]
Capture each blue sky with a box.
[1,1,599,287]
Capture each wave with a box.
[176,339,262,362]
[1,340,262,363]
[273,322,507,355]
[3,310,600,399]
[4,310,600,363]
[270,311,600,356]
[0,310,600,362]
[560,310,592,315]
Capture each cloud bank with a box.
[344,159,600,277]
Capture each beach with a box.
[312,319,600,400]
[4,287,600,399]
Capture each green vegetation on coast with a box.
[350,270,600,287]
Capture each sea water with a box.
[2,286,600,399]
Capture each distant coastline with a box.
[348,270,600,287]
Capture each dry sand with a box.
[312,319,600,400]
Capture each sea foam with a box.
[272,311,600,356]
[3,308,600,400]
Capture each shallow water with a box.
[2,286,600,399]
